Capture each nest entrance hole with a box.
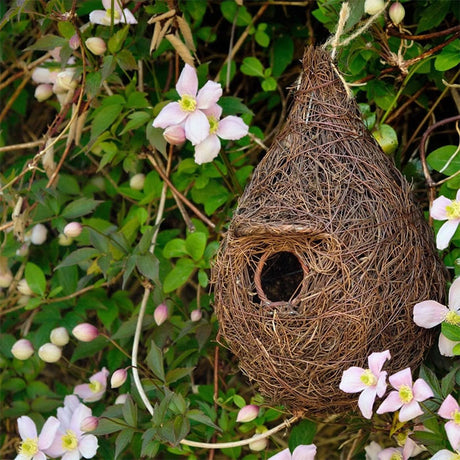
[257,251,304,303]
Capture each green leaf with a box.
[185,232,207,261]
[367,80,395,111]
[233,394,246,408]
[453,343,460,355]
[61,198,101,219]
[146,341,165,382]
[122,396,137,427]
[26,34,66,51]
[101,55,116,82]
[94,418,125,435]
[91,103,124,141]
[126,92,150,109]
[255,25,270,47]
[419,364,442,397]
[427,145,460,176]
[441,368,458,397]
[71,336,107,362]
[165,367,192,385]
[136,253,159,282]
[220,1,252,26]
[372,124,398,155]
[442,322,460,342]
[163,239,188,259]
[116,49,137,71]
[115,429,134,460]
[163,258,195,293]
[271,36,294,77]
[58,22,75,39]
[146,125,167,156]
[108,25,130,54]
[56,248,99,269]
[187,409,220,430]
[198,269,208,288]
[240,57,265,78]
[119,111,151,135]
[416,0,451,34]
[435,40,460,71]
[218,96,253,117]
[288,419,317,452]
[261,76,277,92]
[25,262,46,296]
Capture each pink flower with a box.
[339,350,391,419]
[89,0,137,25]
[45,395,98,460]
[438,394,460,450]
[16,415,60,460]
[413,277,460,356]
[193,105,248,165]
[74,368,109,402]
[431,190,460,250]
[377,437,418,460]
[152,64,222,145]
[154,303,168,326]
[268,444,317,460]
[236,404,259,423]
[377,368,433,422]
[431,450,460,459]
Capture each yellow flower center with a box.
[446,201,460,219]
[453,409,460,425]
[62,429,78,451]
[390,454,402,460]
[446,311,460,326]
[19,437,39,456]
[398,385,413,404]
[360,369,377,386]
[89,380,103,393]
[105,8,121,20]
[208,116,219,134]
[179,94,197,112]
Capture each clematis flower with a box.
[438,394,460,450]
[152,64,222,146]
[377,368,433,422]
[339,350,391,419]
[193,105,248,165]
[431,450,460,460]
[377,437,418,460]
[413,277,460,356]
[268,444,317,460]
[15,415,60,460]
[431,189,460,250]
[44,396,98,460]
[89,0,137,26]
[74,368,109,402]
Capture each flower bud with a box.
[85,37,107,56]
[38,343,62,363]
[72,323,99,342]
[11,339,34,360]
[53,70,77,94]
[236,404,259,423]
[190,309,202,322]
[111,368,128,388]
[34,84,54,102]
[389,2,405,25]
[249,427,268,452]
[80,416,99,432]
[30,223,48,245]
[58,234,74,246]
[364,0,384,15]
[50,327,70,346]
[64,222,83,238]
[163,125,186,145]
[154,303,168,326]
[129,173,145,191]
[69,34,80,50]
[115,393,129,405]
[17,279,33,296]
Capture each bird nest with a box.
[212,47,446,415]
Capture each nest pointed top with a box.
[212,46,446,415]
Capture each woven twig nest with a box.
[212,47,447,415]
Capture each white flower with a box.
[89,0,137,26]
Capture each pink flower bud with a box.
[389,2,405,25]
[129,173,145,190]
[236,404,259,423]
[50,327,69,346]
[64,222,83,238]
[69,34,80,50]
[364,0,384,15]
[72,323,99,342]
[38,343,62,363]
[111,368,128,388]
[154,303,168,326]
[115,393,129,405]
[30,223,48,245]
[85,37,107,55]
[34,84,54,102]
[80,415,99,432]
[11,339,34,360]
[163,125,186,145]
[190,309,202,322]
[17,279,33,296]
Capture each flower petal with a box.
[78,434,99,458]
[339,367,366,393]
[413,378,434,402]
[196,81,222,109]
[438,394,460,420]
[202,104,222,119]
[436,220,459,250]
[430,196,452,220]
[376,391,402,414]
[449,277,460,312]
[164,125,186,145]
[62,450,80,460]
[38,416,60,449]
[445,420,460,451]
[268,448,292,460]
[375,372,388,398]
[388,368,412,389]
[89,10,111,25]
[431,451,459,460]
[194,135,221,165]
[153,102,188,129]
[292,444,317,460]
[378,447,402,460]
[73,383,94,401]
[368,350,391,375]
[185,110,210,145]
[217,116,249,140]
[358,386,377,419]
[413,300,448,328]
[398,400,423,422]
[121,8,137,24]
[18,416,37,439]
[439,332,459,357]
[176,64,198,97]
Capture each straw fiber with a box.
[212,47,447,415]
